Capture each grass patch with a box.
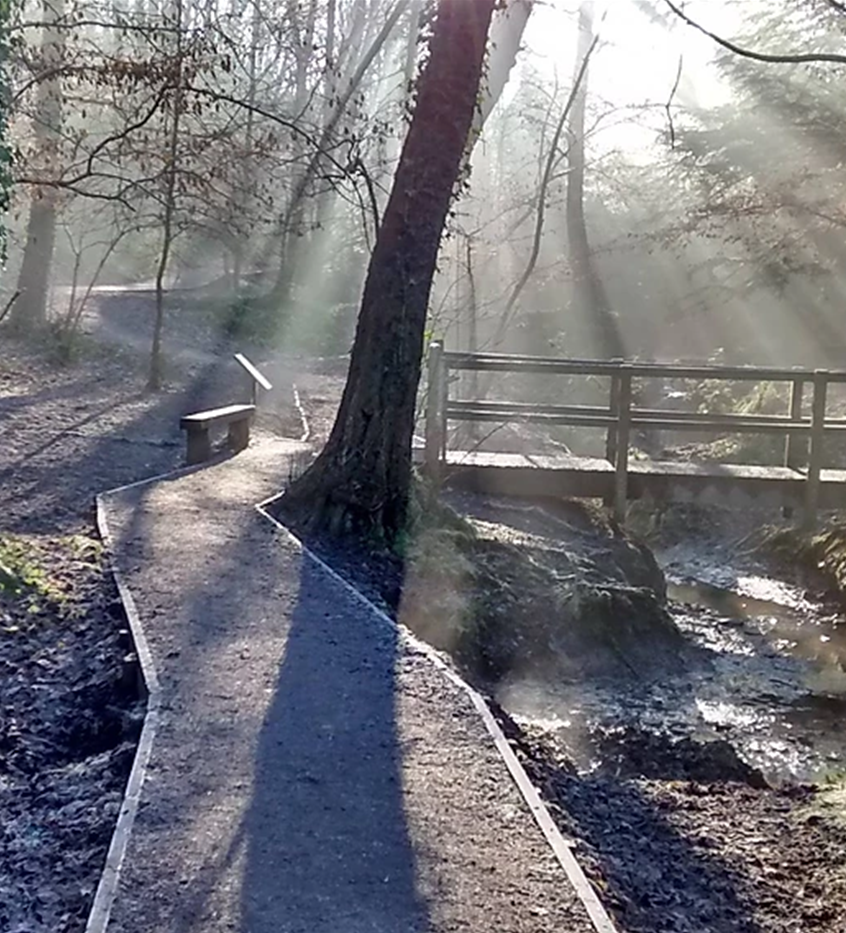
[0,536,51,599]
[0,533,103,620]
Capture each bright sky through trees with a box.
[511,0,741,157]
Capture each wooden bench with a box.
[179,403,256,465]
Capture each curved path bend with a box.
[97,436,602,933]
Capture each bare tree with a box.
[11,0,65,332]
[280,0,497,543]
[148,0,185,390]
[566,0,621,358]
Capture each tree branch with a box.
[665,53,683,148]
[0,291,21,325]
[663,0,846,64]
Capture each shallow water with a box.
[503,567,846,784]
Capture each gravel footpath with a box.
[101,437,597,933]
[0,337,341,535]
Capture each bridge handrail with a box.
[442,350,846,384]
[445,399,846,434]
[426,343,839,529]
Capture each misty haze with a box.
[2,2,846,932]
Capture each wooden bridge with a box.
[422,343,846,528]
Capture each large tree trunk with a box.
[566,1,622,359]
[11,0,64,333]
[281,0,496,544]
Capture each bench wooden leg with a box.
[186,427,211,465]
[228,417,250,452]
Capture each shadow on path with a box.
[239,556,431,932]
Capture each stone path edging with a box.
[84,455,231,933]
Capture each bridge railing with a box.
[424,343,846,525]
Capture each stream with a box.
[500,557,846,784]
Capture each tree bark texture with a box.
[11,0,64,332]
[282,0,496,543]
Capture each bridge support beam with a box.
[425,341,446,484]
[784,377,805,470]
[605,358,624,464]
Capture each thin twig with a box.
[665,54,683,149]
[664,0,846,64]
[0,291,21,325]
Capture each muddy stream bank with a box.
[503,539,846,785]
[279,488,846,932]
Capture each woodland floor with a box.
[3,301,846,932]
[0,322,343,933]
[0,534,143,933]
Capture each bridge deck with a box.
[418,449,846,509]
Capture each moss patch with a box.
[399,488,684,684]
[0,533,103,621]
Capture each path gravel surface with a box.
[0,338,342,535]
[101,438,597,933]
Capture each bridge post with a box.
[605,358,623,464]
[613,365,633,523]
[425,341,446,483]
[803,370,827,530]
[784,377,805,469]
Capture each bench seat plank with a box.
[180,404,255,430]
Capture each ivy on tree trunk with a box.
[281,0,496,544]
[0,0,13,265]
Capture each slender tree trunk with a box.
[472,0,532,135]
[11,0,64,333]
[281,0,496,543]
[485,24,599,354]
[312,0,338,236]
[231,0,263,294]
[273,0,319,307]
[566,1,622,358]
[148,0,183,391]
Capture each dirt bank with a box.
[1,534,143,933]
[514,722,846,933]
